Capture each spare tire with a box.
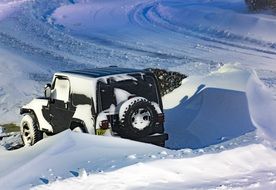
[119,97,158,139]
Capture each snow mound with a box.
[34,143,276,190]
[164,65,276,149]
[0,130,164,189]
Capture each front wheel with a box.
[20,114,43,146]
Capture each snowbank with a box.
[0,130,275,190]
[164,65,276,149]
[246,72,276,143]
[34,142,276,190]
[0,130,165,189]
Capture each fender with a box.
[20,98,53,133]
[72,104,95,134]
[70,118,88,133]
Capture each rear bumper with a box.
[136,133,168,146]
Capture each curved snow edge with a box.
[246,70,276,144]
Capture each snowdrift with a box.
[1,130,276,190]
[0,130,165,189]
[33,143,276,190]
[164,65,276,149]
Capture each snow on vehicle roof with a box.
[60,67,143,78]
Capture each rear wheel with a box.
[20,114,43,146]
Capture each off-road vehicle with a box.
[20,67,168,146]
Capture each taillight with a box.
[100,120,109,130]
[157,113,165,124]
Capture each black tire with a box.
[119,98,158,139]
[20,114,43,146]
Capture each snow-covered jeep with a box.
[20,67,168,147]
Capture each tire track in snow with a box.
[128,1,276,58]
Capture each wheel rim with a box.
[131,108,151,130]
[22,122,33,145]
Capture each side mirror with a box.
[44,83,51,99]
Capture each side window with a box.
[98,82,117,111]
[52,78,70,102]
[72,94,91,106]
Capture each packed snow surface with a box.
[0,0,276,189]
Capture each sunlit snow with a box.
[0,0,276,189]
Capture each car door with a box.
[49,76,74,133]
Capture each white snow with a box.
[108,75,138,82]
[51,78,70,102]
[163,64,252,109]
[114,88,133,105]
[33,143,276,190]
[0,126,4,134]
[62,74,98,107]
[163,64,276,149]
[0,130,165,189]
[0,0,276,189]
[0,0,28,21]
[0,48,45,124]
[246,72,276,142]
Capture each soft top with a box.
[61,67,143,78]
